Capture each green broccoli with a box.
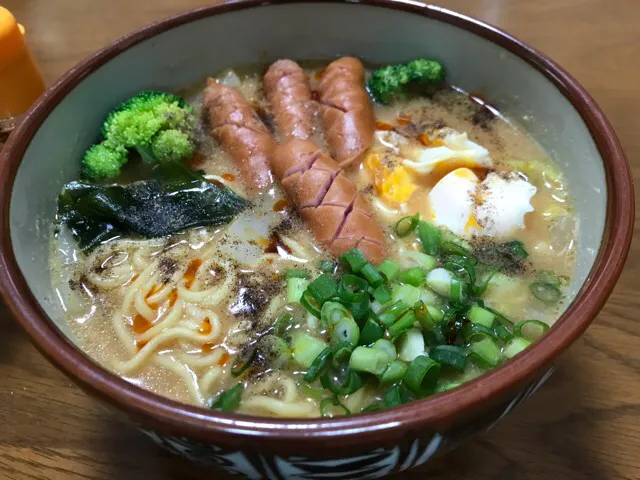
[82,91,196,180]
[367,59,446,104]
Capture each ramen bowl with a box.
[0,1,633,478]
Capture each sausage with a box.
[273,138,386,264]
[203,79,274,190]
[318,57,375,168]
[263,60,315,140]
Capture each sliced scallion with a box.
[377,259,400,281]
[403,355,441,396]
[379,300,409,327]
[426,268,454,297]
[530,282,561,304]
[211,384,244,412]
[287,277,310,303]
[331,316,360,346]
[395,213,420,237]
[414,300,436,331]
[285,269,309,279]
[468,337,502,367]
[349,346,391,375]
[377,360,408,386]
[389,310,417,338]
[397,267,427,287]
[428,345,466,372]
[514,319,549,342]
[397,328,425,362]
[320,364,364,395]
[292,333,328,368]
[503,336,532,359]
[359,317,384,346]
[536,270,560,286]
[320,395,351,417]
[360,262,384,287]
[417,221,441,256]
[307,274,339,304]
[321,301,352,328]
[372,284,392,304]
[372,338,397,361]
[338,274,369,302]
[467,306,495,328]
[339,248,368,273]
[449,278,467,306]
[319,260,336,273]
[303,347,332,382]
[391,283,421,306]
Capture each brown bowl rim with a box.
[0,0,634,453]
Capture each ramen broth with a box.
[50,63,576,417]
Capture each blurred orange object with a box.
[0,6,45,133]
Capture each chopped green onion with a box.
[372,339,397,360]
[468,337,502,367]
[530,282,562,304]
[391,283,421,306]
[417,221,441,256]
[486,307,514,327]
[349,346,391,375]
[377,360,408,386]
[395,213,420,237]
[271,312,293,336]
[379,300,409,327]
[231,348,256,377]
[372,284,392,304]
[493,322,513,342]
[320,396,351,417]
[319,260,336,273]
[383,385,404,407]
[331,343,354,369]
[342,295,371,322]
[307,274,339,304]
[440,241,473,259]
[403,355,441,396]
[426,268,454,297]
[338,274,369,302]
[414,300,437,331]
[360,263,384,287]
[397,328,425,362]
[299,382,326,399]
[320,364,365,395]
[321,301,352,328]
[303,347,332,382]
[300,290,321,317]
[467,306,495,328]
[536,270,560,285]
[377,259,400,281]
[331,316,360,346]
[419,287,440,306]
[359,317,384,346]
[211,384,243,412]
[398,250,438,271]
[339,248,368,273]
[292,334,328,368]
[471,266,498,296]
[287,277,310,303]
[462,322,498,342]
[444,255,476,284]
[424,325,446,347]
[389,310,417,338]
[428,345,466,372]
[503,336,532,358]
[435,382,462,393]
[427,305,444,323]
[397,267,427,286]
[449,278,467,306]
[514,320,549,342]
[285,269,309,279]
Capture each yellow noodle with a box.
[155,355,206,406]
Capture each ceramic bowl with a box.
[0,1,634,478]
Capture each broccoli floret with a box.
[151,130,195,163]
[368,59,446,104]
[82,91,196,179]
[82,142,128,180]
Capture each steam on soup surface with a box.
[50,58,576,417]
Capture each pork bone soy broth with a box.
[50,58,576,418]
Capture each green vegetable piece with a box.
[395,213,420,237]
[287,277,310,303]
[378,259,400,281]
[82,142,128,180]
[320,396,351,417]
[403,355,441,396]
[389,310,417,338]
[469,337,502,368]
[428,345,466,372]
[292,334,328,368]
[530,282,562,304]
[319,260,336,273]
[397,267,427,287]
[339,248,368,273]
[307,274,339,304]
[503,337,532,359]
[211,384,244,412]
[377,360,408,387]
[417,221,441,256]
[368,59,445,104]
[360,263,384,287]
[349,346,391,375]
[514,319,549,342]
[359,318,385,346]
[372,284,392,304]
[331,316,360,346]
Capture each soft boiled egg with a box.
[365,152,417,204]
[428,168,536,238]
[402,129,492,176]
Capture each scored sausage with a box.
[203,79,274,190]
[318,57,375,168]
[273,138,386,264]
[263,60,315,140]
